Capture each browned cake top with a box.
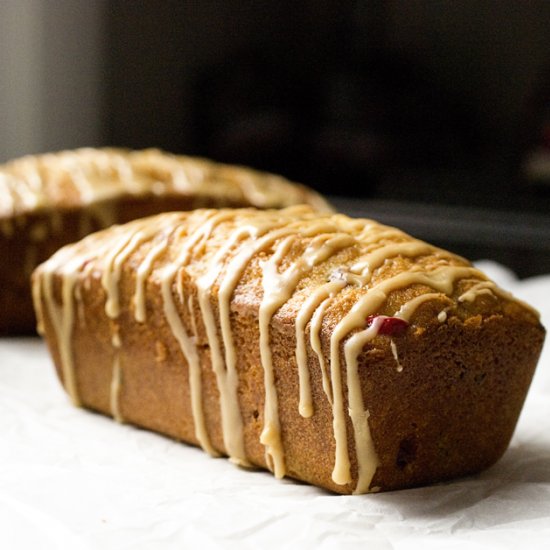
[0,148,331,219]
[33,206,541,493]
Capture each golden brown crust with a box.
[0,149,331,334]
[33,207,545,494]
[0,148,332,216]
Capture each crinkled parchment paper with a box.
[1,262,549,549]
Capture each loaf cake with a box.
[32,206,545,494]
[0,148,331,334]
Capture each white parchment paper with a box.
[1,262,549,550]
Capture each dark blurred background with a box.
[1,1,549,275]
[105,1,549,201]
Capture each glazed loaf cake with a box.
[0,148,330,334]
[32,207,545,494]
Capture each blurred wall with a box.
[0,0,105,162]
[1,0,548,199]
[385,0,550,153]
[106,1,550,157]
[103,1,550,209]
[105,1,347,153]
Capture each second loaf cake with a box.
[0,148,330,333]
[33,206,545,494]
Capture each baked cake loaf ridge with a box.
[32,206,545,494]
[0,148,331,334]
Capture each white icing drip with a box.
[64,158,98,204]
[232,171,278,208]
[337,319,392,493]
[110,355,124,423]
[113,154,140,194]
[101,228,143,319]
[38,256,83,406]
[154,212,230,457]
[215,218,312,468]
[102,215,181,319]
[151,210,243,457]
[196,226,253,465]
[134,236,170,322]
[458,281,496,303]
[395,293,444,321]
[1,172,41,214]
[258,231,353,477]
[310,297,334,404]
[390,340,403,372]
[457,279,539,318]
[36,226,117,404]
[111,329,121,348]
[327,240,433,291]
[295,281,346,417]
[346,241,433,286]
[329,297,384,486]
[344,317,386,494]
[74,283,87,330]
[258,236,296,475]
[160,262,218,457]
[109,316,124,423]
[329,265,483,489]
[1,148,332,228]
[299,241,440,487]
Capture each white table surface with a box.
[1,261,549,550]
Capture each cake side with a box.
[32,207,545,493]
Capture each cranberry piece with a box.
[366,315,409,336]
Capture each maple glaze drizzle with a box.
[0,148,332,225]
[110,330,124,423]
[33,206,529,493]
